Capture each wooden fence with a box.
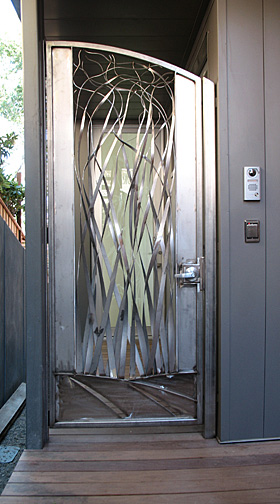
[0,215,25,408]
[0,196,25,246]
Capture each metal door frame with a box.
[46,41,216,436]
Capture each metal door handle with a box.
[174,266,199,282]
[175,258,204,290]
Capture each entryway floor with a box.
[1,428,280,502]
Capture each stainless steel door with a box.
[47,43,213,427]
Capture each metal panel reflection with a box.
[74,49,176,378]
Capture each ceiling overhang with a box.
[12,0,211,69]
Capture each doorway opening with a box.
[47,43,215,429]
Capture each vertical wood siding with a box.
[0,216,25,408]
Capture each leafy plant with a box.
[0,132,17,166]
[0,40,22,72]
[0,132,24,217]
[0,40,24,218]
[0,40,23,123]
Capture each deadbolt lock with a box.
[175,258,204,291]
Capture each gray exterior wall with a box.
[219,0,265,441]
[21,0,280,444]
[189,0,280,442]
[262,0,280,439]
[0,216,25,408]
[217,0,280,441]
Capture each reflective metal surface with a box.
[46,42,216,428]
[56,372,197,423]
[47,47,76,373]
[202,77,216,438]
[175,259,204,288]
[175,74,201,374]
[73,49,177,379]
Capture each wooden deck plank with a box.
[13,453,280,472]
[1,489,280,504]
[3,471,280,496]
[8,464,280,483]
[39,438,280,452]
[18,443,280,461]
[1,431,280,503]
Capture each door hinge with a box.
[175,257,204,291]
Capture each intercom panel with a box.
[244,167,261,201]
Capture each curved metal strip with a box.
[74,48,177,379]
[48,40,200,83]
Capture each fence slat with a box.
[0,216,26,408]
[0,197,25,246]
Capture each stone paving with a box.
[0,408,26,495]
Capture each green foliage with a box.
[0,39,23,123]
[0,132,17,166]
[0,40,24,218]
[0,40,22,72]
[0,83,23,123]
[0,133,24,217]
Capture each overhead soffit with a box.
[42,0,211,69]
[14,0,211,120]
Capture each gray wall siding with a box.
[263,0,280,438]
[226,0,266,441]
[217,0,231,442]
[0,216,25,408]
[188,0,270,441]
[218,0,280,441]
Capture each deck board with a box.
[1,491,280,504]
[1,431,280,503]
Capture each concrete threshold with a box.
[0,383,26,441]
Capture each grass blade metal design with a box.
[74,49,176,379]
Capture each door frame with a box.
[46,41,216,437]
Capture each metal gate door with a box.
[47,43,215,428]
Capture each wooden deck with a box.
[1,428,280,503]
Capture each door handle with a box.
[175,258,204,291]
[174,266,199,282]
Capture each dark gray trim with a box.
[22,0,48,449]
[10,0,21,19]
[217,0,231,442]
